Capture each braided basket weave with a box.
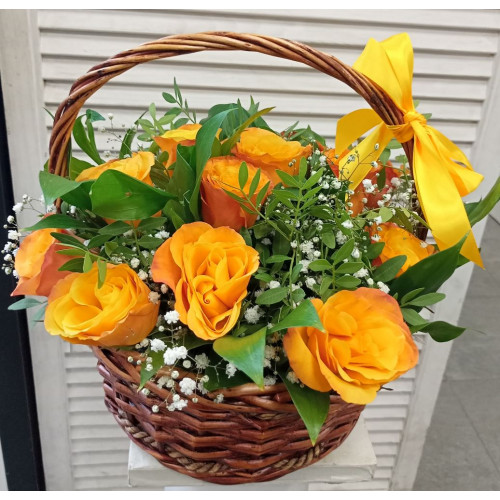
[48,33,418,484]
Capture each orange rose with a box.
[372,223,434,276]
[151,222,259,340]
[12,228,72,297]
[232,128,312,186]
[200,156,271,231]
[76,151,154,185]
[284,289,418,404]
[44,263,159,346]
[154,124,201,171]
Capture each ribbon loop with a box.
[388,110,427,143]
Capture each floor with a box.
[413,214,500,490]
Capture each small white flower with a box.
[107,113,114,120]
[299,259,311,273]
[331,180,342,190]
[261,238,271,245]
[192,397,198,403]
[4,254,12,262]
[371,235,380,242]
[366,278,374,286]
[152,405,160,413]
[157,376,171,388]
[377,200,385,207]
[127,356,134,363]
[264,376,277,386]
[225,362,237,378]
[138,270,148,280]
[244,305,262,324]
[12,203,24,214]
[383,194,392,202]
[171,370,179,379]
[164,310,180,324]
[377,281,390,294]
[286,371,299,384]
[183,360,192,369]
[362,197,368,204]
[154,230,170,239]
[7,215,15,224]
[290,240,297,248]
[194,353,210,370]
[351,248,361,259]
[336,231,347,245]
[362,179,375,194]
[268,280,280,289]
[150,338,166,352]
[353,268,369,279]
[341,220,353,229]
[179,377,197,396]
[214,394,224,404]
[8,230,21,241]
[146,363,153,372]
[374,143,380,150]
[141,388,150,396]
[149,291,161,304]
[305,277,316,288]
[140,338,149,347]
[160,284,168,294]
[130,257,140,269]
[371,161,378,168]
[391,177,401,188]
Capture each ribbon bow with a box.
[336,33,484,266]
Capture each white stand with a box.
[128,417,376,490]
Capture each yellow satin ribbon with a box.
[336,33,484,267]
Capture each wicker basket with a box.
[48,33,417,485]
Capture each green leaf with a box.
[308,259,331,272]
[136,217,167,233]
[276,170,301,188]
[266,255,291,264]
[162,92,177,104]
[190,109,236,219]
[238,161,249,190]
[320,231,336,249]
[90,169,173,220]
[465,177,500,227]
[379,148,390,165]
[58,258,84,272]
[24,214,91,231]
[203,363,252,391]
[69,157,93,180]
[137,236,163,250]
[421,321,466,343]
[405,292,446,308]
[366,242,385,260]
[372,255,407,282]
[98,221,133,236]
[51,232,87,250]
[400,288,425,305]
[97,259,107,288]
[377,166,387,191]
[336,275,362,289]
[8,297,45,311]
[279,370,330,445]
[255,287,289,305]
[167,146,196,200]
[379,206,393,222]
[213,327,266,387]
[255,181,270,208]
[139,350,165,390]
[401,308,427,327]
[335,262,365,274]
[220,107,274,155]
[390,236,467,298]
[268,300,324,333]
[333,239,355,264]
[39,171,91,209]
[83,252,93,273]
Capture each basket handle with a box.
[48,32,412,178]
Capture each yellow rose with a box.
[372,223,434,277]
[283,289,419,404]
[153,124,201,170]
[151,222,259,340]
[12,228,72,297]
[201,156,271,231]
[75,151,154,185]
[44,263,159,346]
[232,128,312,186]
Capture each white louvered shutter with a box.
[4,8,500,490]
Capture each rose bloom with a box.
[151,222,259,340]
[201,156,271,231]
[76,151,155,185]
[372,223,434,276]
[284,289,419,404]
[44,263,159,346]
[12,228,72,297]
[154,124,201,171]
[232,128,312,186]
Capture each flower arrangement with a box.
[4,32,500,480]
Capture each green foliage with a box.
[465,176,500,227]
[8,297,45,311]
[213,327,267,388]
[268,300,324,333]
[280,370,330,445]
[72,109,105,165]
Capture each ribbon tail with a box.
[335,109,382,153]
[338,124,393,190]
[412,127,483,267]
